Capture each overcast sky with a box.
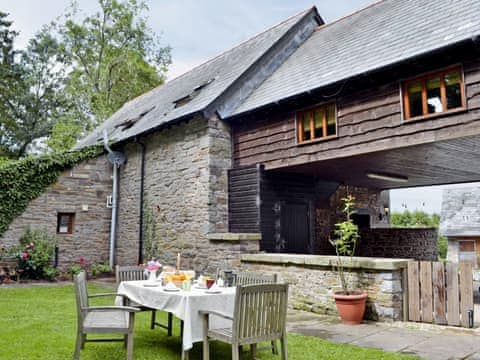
[3,0,479,214]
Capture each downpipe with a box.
[103,130,126,268]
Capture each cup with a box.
[182,279,191,291]
[206,278,215,289]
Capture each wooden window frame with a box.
[296,102,337,144]
[57,212,75,234]
[401,65,466,121]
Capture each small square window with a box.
[57,213,74,234]
[297,102,337,144]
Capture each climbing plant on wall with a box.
[0,146,102,236]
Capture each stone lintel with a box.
[240,253,412,270]
[208,233,262,241]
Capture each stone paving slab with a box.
[289,321,384,344]
[286,310,480,360]
[405,334,480,360]
[349,327,431,353]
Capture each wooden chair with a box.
[115,265,174,335]
[73,271,139,360]
[233,271,278,286]
[201,283,289,360]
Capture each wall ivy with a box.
[0,147,102,236]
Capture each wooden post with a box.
[407,261,420,322]
[446,262,460,326]
[432,262,447,325]
[420,261,433,323]
[459,262,473,328]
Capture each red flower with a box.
[79,257,85,265]
[21,252,28,260]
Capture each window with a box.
[57,213,74,234]
[297,103,337,143]
[402,66,465,120]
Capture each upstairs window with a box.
[57,213,74,234]
[402,66,465,120]
[297,103,337,143]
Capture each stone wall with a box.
[316,185,390,254]
[116,115,235,273]
[358,228,438,261]
[0,156,112,271]
[240,254,407,321]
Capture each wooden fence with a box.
[407,261,473,327]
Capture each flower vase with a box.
[148,271,156,282]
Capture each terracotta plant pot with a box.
[333,290,367,325]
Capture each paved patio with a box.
[287,310,480,360]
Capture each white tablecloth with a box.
[117,281,235,350]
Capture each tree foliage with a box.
[0,1,171,157]
[390,210,440,228]
[0,11,22,157]
[0,30,73,157]
[57,0,171,123]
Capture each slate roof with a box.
[232,0,480,116]
[76,8,315,147]
[440,188,480,237]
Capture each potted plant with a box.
[329,194,367,324]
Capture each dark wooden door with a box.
[280,202,310,253]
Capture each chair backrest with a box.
[115,265,147,285]
[232,283,288,343]
[233,271,277,286]
[74,271,89,324]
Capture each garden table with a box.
[117,280,235,360]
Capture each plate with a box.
[163,287,180,292]
[143,283,160,287]
[205,289,222,294]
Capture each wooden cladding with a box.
[402,65,466,120]
[228,165,262,233]
[296,102,337,144]
[232,57,480,174]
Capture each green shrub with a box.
[15,228,57,280]
[438,235,448,260]
[90,260,112,277]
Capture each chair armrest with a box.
[199,310,233,320]
[85,306,140,312]
[88,292,126,298]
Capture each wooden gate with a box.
[407,261,473,327]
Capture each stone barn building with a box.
[441,187,480,266]
[2,0,480,320]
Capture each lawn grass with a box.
[0,284,419,360]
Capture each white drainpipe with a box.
[103,130,125,268]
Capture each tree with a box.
[0,11,21,157]
[56,0,171,123]
[390,210,447,260]
[0,1,171,157]
[0,29,72,157]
